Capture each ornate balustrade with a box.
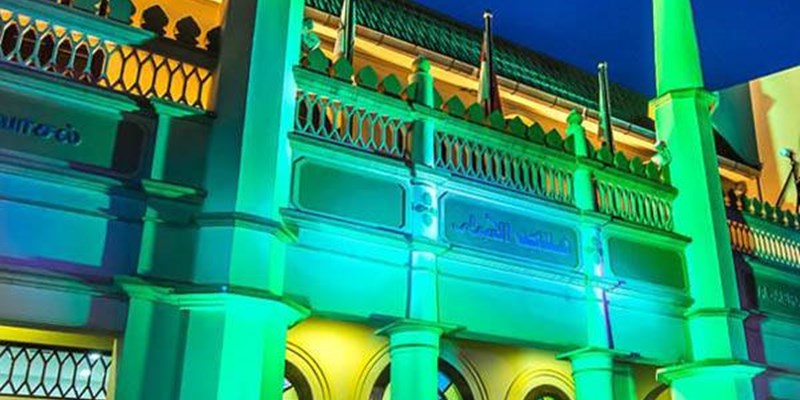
[294,49,677,231]
[594,167,675,231]
[727,192,800,269]
[294,88,411,160]
[0,2,214,109]
[434,129,575,206]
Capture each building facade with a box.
[0,0,798,399]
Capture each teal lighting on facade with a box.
[0,0,796,399]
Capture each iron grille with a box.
[0,341,112,399]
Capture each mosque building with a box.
[0,0,798,399]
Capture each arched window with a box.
[524,385,570,400]
[370,359,474,400]
[284,362,313,400]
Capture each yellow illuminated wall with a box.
[751,66,800,211]
[130,0,222,41]
[286,319,669,400]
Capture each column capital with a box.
[376,319,460,339]
[650,87,715,110]
[556,347,631,365]
[115,275,310,325]
[194,212,297,243]
[151,97,206,118]
[558,347,626,400]
[657,360,764,384]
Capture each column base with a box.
[658,360,764,400]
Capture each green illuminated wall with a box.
[0,0,800,399]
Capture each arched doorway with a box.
[369,359,475,400]
[524,385,570,400]
[643,384,670,400]
[284,361,313,400]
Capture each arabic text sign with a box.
[756,275,800,317]
[443,196,579,268]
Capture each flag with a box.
[478,10,502,116]
[598,62,616,154]
[333,0,356,63]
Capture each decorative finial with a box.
[568,109,583,126]
[484,9,493,19]
[412,56,431,73]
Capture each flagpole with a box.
[333,0,356,63]
[775,148,799,212]
[598,62,615,154]
[478,9,502,116]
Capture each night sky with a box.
[411,0,800,96]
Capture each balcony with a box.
[294,49,676,233]
[727,193,800,269]
[0,0,216,110]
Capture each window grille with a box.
[0,341,112,399]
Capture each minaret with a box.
[652,0,763,397]
[332,0,356,63]
[477,10,502,116]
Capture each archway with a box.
[369,359,475,400]
[524,385,570,400]
[505,368,575,400]
[284,361,313,400]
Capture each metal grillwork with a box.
[595,179,674,231]
[435,131,574,205]
[0,342,112,399]
[295,90,411,160]
[0,8,213,109]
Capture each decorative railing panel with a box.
[727,192,800,269]
[294,90,411,160]
[0,342,112,399]
[0,7,213,109]
[595,176,675,231]
[102,44,212,107]
[729,219,800,269]
[435,130,574,205]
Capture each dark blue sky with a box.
[412,0,800,96]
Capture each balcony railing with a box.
[434,128,575,206]
[294,50,675,232]
[727,192,800,269]
[295,90,411,160]
[0,1,214,110]
[594,167,675,231]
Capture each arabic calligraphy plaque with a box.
[442,195,579,268]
